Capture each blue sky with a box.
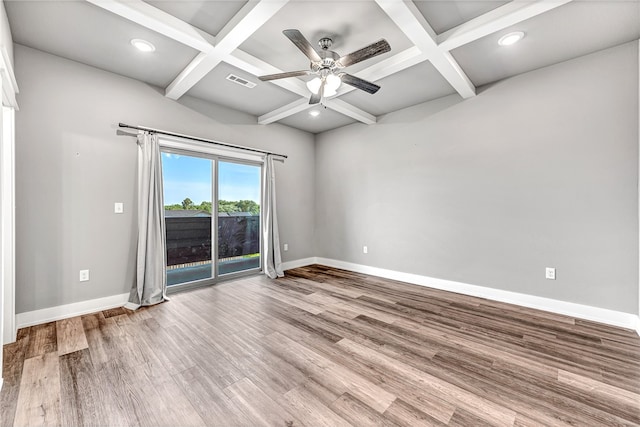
[162,153,261,205]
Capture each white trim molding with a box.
[12,257,640,336]
[312,257,640,333]
[282,257,318,271]
[0,46,18,109]
[1,107,15,345]
[15,293,130,330]
[158,134,265,163]
[13,258,314,331]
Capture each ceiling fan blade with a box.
[340,73,381,94]
[338,39,391,68]
[283,29,322,63]
[259,70,311,81]
[309,79,325,104]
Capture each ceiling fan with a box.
[259,29,391,105]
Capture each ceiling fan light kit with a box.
[307,73,341,96]
[259,29,391,106]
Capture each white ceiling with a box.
[5,0,640,134]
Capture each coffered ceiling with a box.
[5,0,640,134]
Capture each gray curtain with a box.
[126,132,168,309]
[262,155,284,278]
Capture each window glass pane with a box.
[162,152,213,286]
[218,161,261,275]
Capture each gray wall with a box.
[14,45,315,313]
[13,40,640,316]
[315,41,639,314]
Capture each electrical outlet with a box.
[545,267,556,280]
[79,269,90,282]
[363,245,368,254]
[114,202,124,214]
[283,243,288,251]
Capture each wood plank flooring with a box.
[2,265,639,426]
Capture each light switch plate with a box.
[545,267,556,280]
[114,202,124,214]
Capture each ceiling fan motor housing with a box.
[312,52,340,72]
[316,37,341,70]
[318,37,332,50]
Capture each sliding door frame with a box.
[215,157,264,280]
[159,136,264,293]
[161,147,216,292]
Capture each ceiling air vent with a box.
[226,74,257,89]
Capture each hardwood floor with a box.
[2,265,639,426]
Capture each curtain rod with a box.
[118,123,288,159]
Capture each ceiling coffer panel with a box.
[5,0,199,88]
[187,62,301,117]
[145,0,249,36]
[4,0,640,134]
[339,60,457,117]
[450,1,640,87]
[413,1,510,34]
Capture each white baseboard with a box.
[314,257,640,333]
[16,293,130,330]
[11,257,639,337]
[11,258,317,333]
[282,257,318,271]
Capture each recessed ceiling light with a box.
[309,110,320,117]
[131,39,156,52]
[498,31,525,46]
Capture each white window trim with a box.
[157,134,265,164]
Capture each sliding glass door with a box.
[162,152,214,286]
[218,161,261,275]
[161,151,261,288]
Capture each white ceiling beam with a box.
[438,0,573,51]
[258,98,311,124]
[335,46,426,97]
[165,0,289,100]
[257,90,377,125]
[375,0,476,99]
[165,51,225,99]
[86,0,215,52]
[352,46,425,83]
[258,91,378,125]
[324,99,376,125]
